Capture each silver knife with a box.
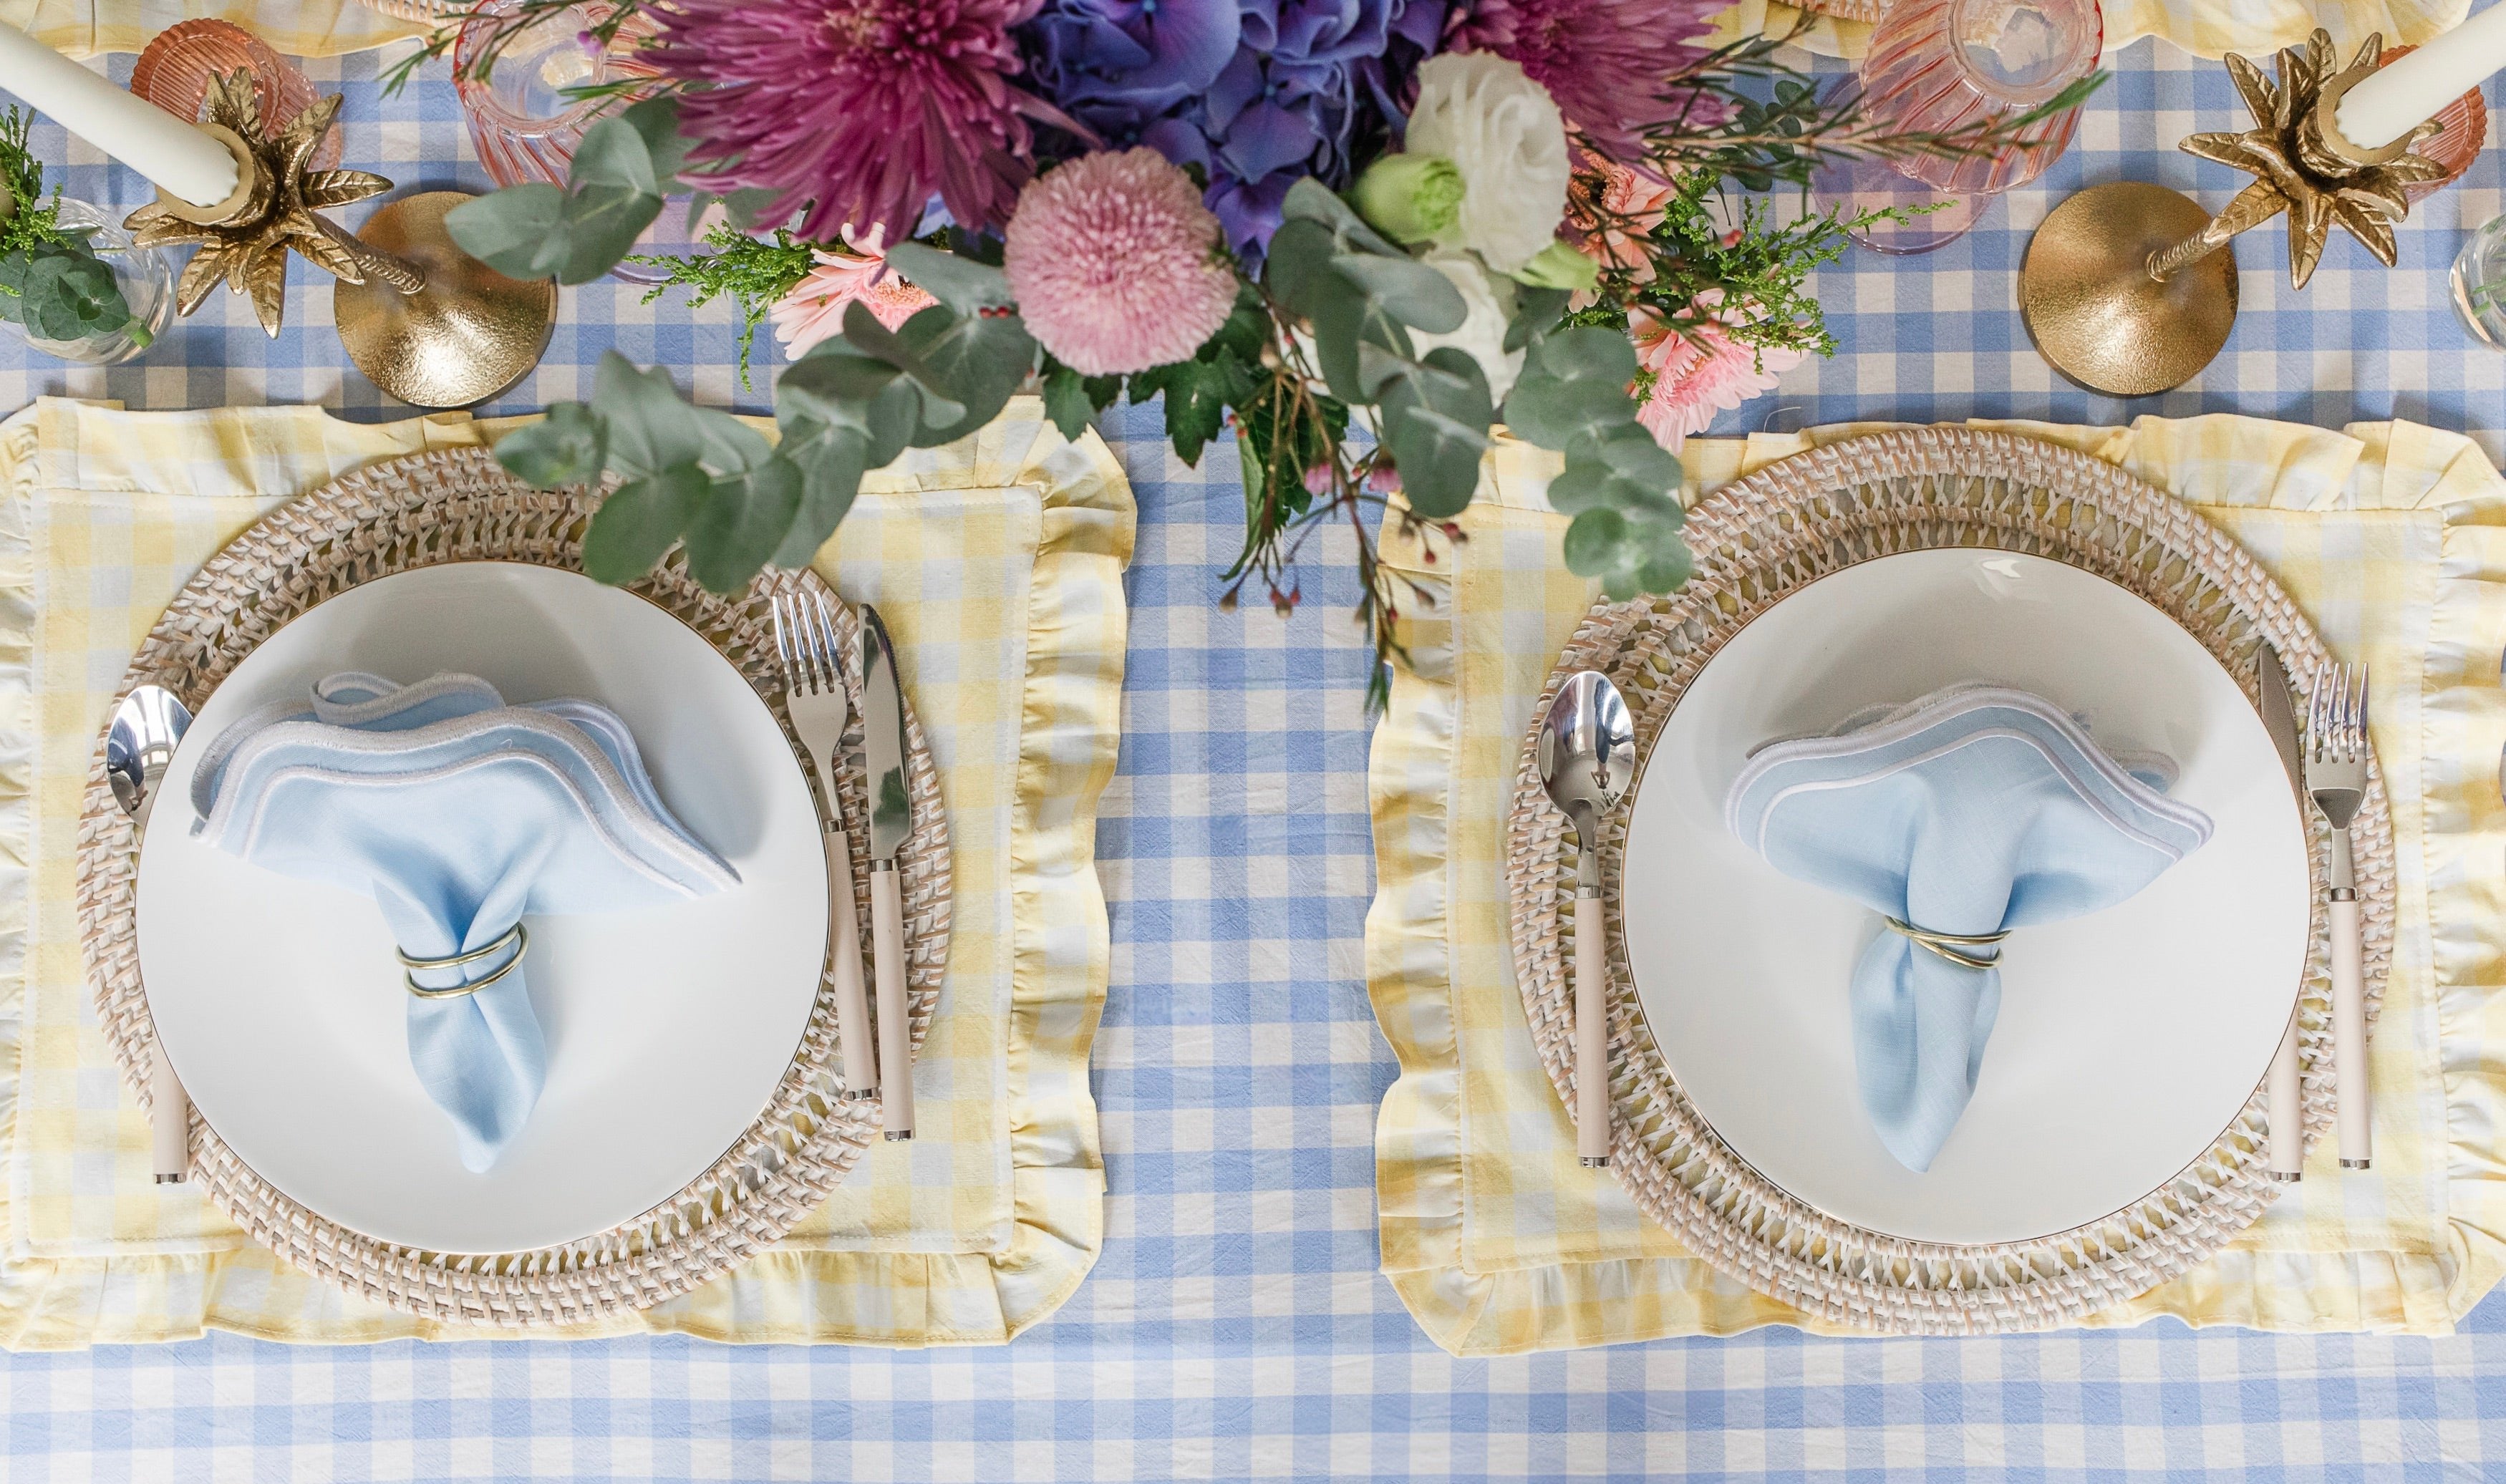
[858,603,915,1143]
[2257,642,2305,1183]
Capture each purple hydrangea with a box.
[1023,0,1446,256]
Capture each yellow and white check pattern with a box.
[1369,414,2506,1356]
[0,1,433,59]
[0,394,1131,1349]
[1719,0,2469,62]
[4,0,2473,67]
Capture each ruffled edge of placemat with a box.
[1368,416,2506,1355]
[0,396,1131,1349]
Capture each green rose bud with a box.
[1509,240,1600,295]
[1352,153,1464,244]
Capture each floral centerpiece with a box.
[410,0,2093,702]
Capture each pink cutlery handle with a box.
[1575,886,1609,1168]
[823,824,877,1100]
[2266,1008,2303,1180]
[2331,895,2370,1168]
[871,863,913,1141]
[150,1040,188,1183]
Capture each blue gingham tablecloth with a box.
[2,40,2503,1484]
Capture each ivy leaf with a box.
[884,241,1016,313]
[683,455,803,594]
[1130,354,1246,465]
[581,462,707,584]
[1375,346,1493,518]
[495,402,609,488]
[1041,361,1121,442]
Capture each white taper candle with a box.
[2336,1,2506,150]
[0,24,236,207]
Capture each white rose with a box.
[1403,53,1569,275]
[1408,250,1523,402]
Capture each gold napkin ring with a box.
[400,922,528,999]
[1884,917,2009,971]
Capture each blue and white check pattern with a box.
[0,40,2501,1483]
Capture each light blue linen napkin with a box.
[189,672,739,1171]
[1723,684,2213,1172]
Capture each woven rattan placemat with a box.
[1503,427,2395,1335]
[73,445,952,1327]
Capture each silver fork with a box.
[773,591,879,1103]
[2305,662,2370,1170]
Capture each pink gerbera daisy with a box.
[648,0,1058,242]
[769,231,939,360]
[1572,155,1676,283]
[1630,300,1803,448]
[1447,0,1736,159]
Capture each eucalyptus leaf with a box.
[1279,176,1401,258]
[590,352,712,477]
[896,302,1037,445]
[778,344,922,467]
[1329,253,1466,334]
[444,184,570,280]
[495,402,609,488]
[1500,370,1635,452]
[581,462,707,584]
[570,110,663,198]
[620,94,694,189]
[884,241,1016,313]
[1260,218,1337,312]
[771,425,871,569]
[559,184,666,285]
[1375,346,1493,518]
[1527,324,1640,385]
[683,455,802,594]
[1504,285,1572,353]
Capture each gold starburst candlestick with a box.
[123,70,555,408]
[2018,31,2449,398]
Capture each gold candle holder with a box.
[2018,31,2452,398]
[123,69,556,409]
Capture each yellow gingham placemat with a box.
[0,1,432,58]
[1369,414,2506,1355]
[1718,0,2467,63]
[1,0,2469,66]
[0,394,1130,1349]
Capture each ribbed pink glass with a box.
[453,1,611,191]
[1857,0,2102,195]
[129,19,340,171]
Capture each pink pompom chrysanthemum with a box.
[647,0,1060,242]
[769,231,939,360]
[1002,147,1240,377]
[1630,299,1802,448]
[1448,0,1736,158]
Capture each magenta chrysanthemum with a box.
[648,0,1053,241]
[1002,148,1239,377]
[1447,0,1734,157]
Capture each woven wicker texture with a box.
[71,446,953,1328]
[1503,427,2395,1336]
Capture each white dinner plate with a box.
[137,562,827,1255]
[1620,548,2311,1247]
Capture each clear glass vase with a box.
[10,198,176,366]
[2450,213,2506,350]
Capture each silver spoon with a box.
[105,684,194,1184]
[1537,671,1633,1168]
